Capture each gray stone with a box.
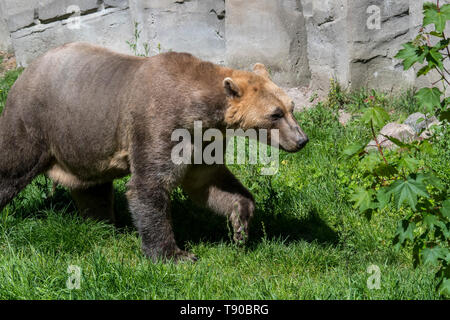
[348,0,416,91]
[3,0,450,94]
[366,122,417,151]
[4,0,39,32]
[338,110,352,126]
[11,7,133,67]
[283,86,322,111]
[419,119,442,139]
[0,1,12,52]
[130,0,225,64]
[300,0,350,92]
[403,112,439,134]
[225,0,311,87]
[3,0,128,32]
[38,0,100,21]
[104,0,129,9]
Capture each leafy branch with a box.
[345,1,450,297]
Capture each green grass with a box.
[0,68,23,113]
[0,72,445,299]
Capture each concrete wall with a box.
[0,0,12,52]
[225,0,310,87]
[130,0,226,63]
[0,0,445,91]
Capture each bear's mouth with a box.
[279,139,309,153]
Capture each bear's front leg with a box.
[127,178,197,263]
[182,165,255,245]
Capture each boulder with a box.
[403,112,439,134]
[366,122,417,151]
[419,119,442,140]
[338,110,352,126]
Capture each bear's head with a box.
[223,63,309,152]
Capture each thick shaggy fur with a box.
[0,43,307,262]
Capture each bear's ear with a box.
[253,63,270,79]
[223,77,242,98]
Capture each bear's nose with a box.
[297,137,309,150]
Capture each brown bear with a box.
[0,42,308,262]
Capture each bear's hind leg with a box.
[0,168,48,211]
[70,182,116,224]
[0,127,51,212]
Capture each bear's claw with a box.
[173,249,198,263]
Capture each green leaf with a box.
[441,199,450,219]
[386,177,429,210]
[373,163,398,177]
[417,65,433,77]
[415,87,442,112]
[443,97,450,107]
[423,3,450,33]
[343,143,365,158]
[439,109,450,122]
[421,246,447,266]
[441,4,450,21]
[382,134,414,149]
[361,107,390,129]
[376,188,390,209]
[359,152,383,173]
[430,31,444,38]
[423,214,447,231]
[438,277,450,297]
[436,39,450,50]
[393,220,415,246]
[350,187,375,213]
[418,140,435,154]
[424,215,438,230]
[426,47,444,70]
[398,156,420,172]
[395,43,427,70]
[416,172,444,191]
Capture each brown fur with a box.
[0,42,308,262]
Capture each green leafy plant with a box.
[126,22,151,57]
[346,1,450,297]
[126,22,164,57]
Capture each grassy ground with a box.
[0,70,446,299]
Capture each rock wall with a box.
[0,0,445,92]
[225,0,310,87]
[129,0,226,63]
[0,1,12,52]
[301,0,350,91]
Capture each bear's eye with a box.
[270,108,284,121]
